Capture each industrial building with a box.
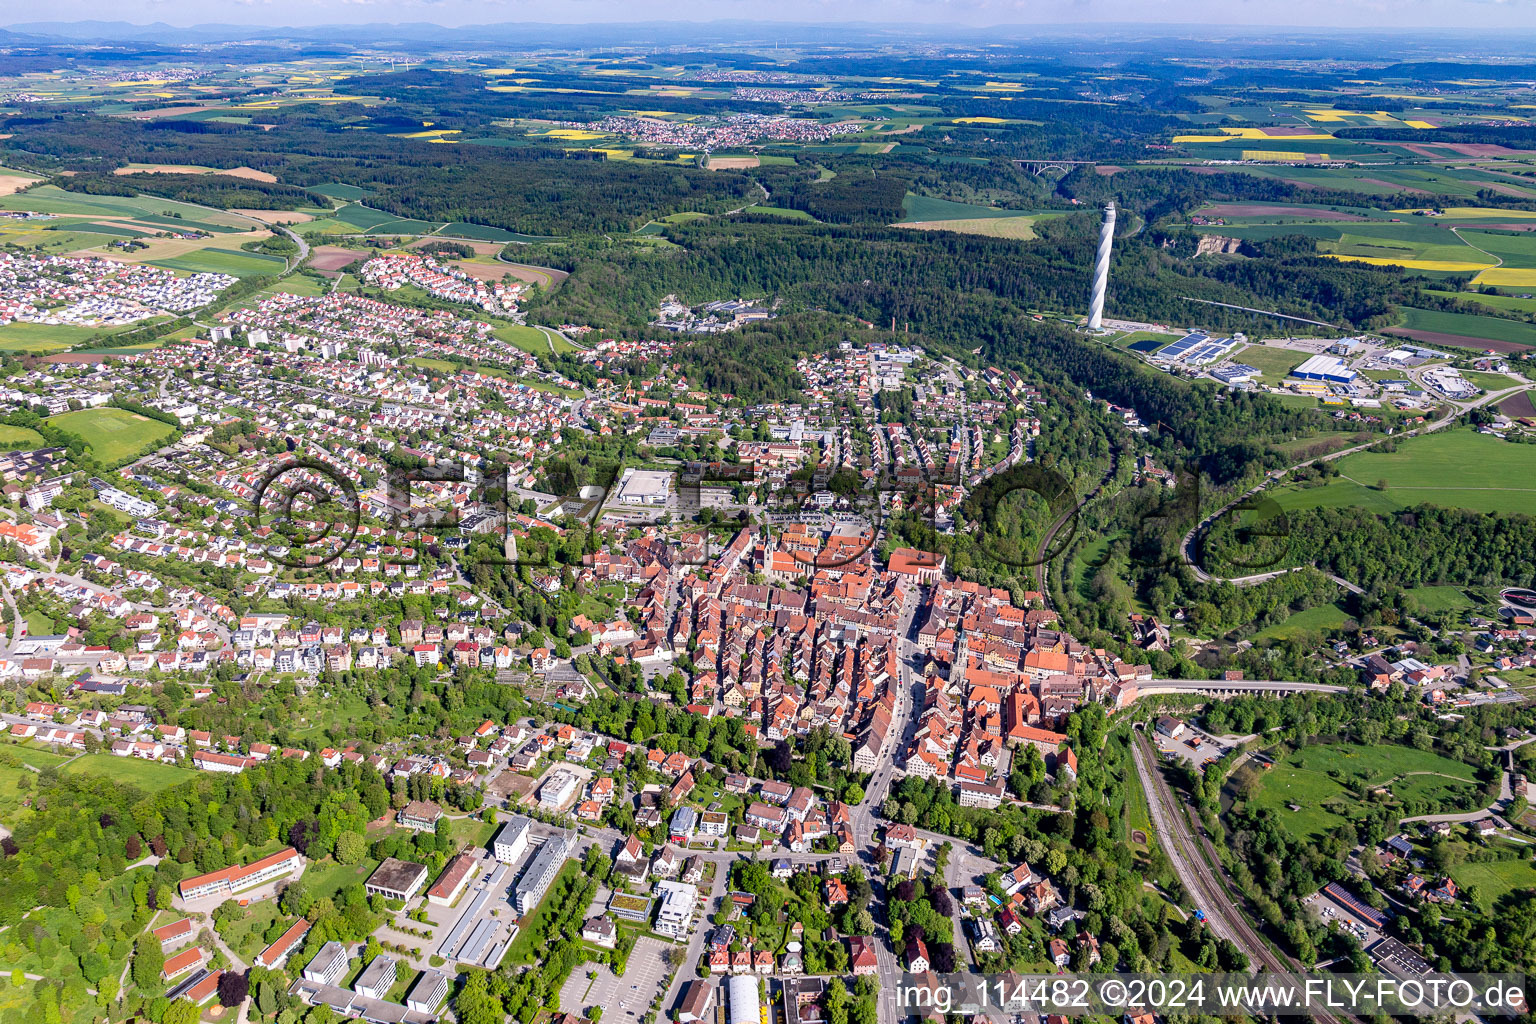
[514,831,571,913]
[1290,354,1358,384]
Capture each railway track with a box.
[1132,733,1351,1024]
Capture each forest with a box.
[56,172,329,211]
[1205,502,1536,591]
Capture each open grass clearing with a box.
[1232,343,1308,378]
[1250,602,1356,640]
[1402,585,1477,616]
[0,425,45,448]
[1448,853,1536,903]
[59,752,195,792]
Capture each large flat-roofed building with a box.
[539,769,579,810]
[365,857,429,902]
[1291,354,1357,384]
[514,831,571,913]
[615,468,673,506]
[493,815,533,863]
[653,879,698,937]
[178,847,301,901]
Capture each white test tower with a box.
[1086,201,1116,330]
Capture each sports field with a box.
[1274,429,1536,515]
[45,407,176,463]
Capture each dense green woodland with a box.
[56,172,329,211]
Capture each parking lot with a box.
[1154,724,1229,770]
[1304,889,1384,950]
[560,936,672,1021]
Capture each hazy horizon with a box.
[8,2,1536,34]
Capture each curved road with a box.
[1182,382,1533,585]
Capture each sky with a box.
[10,0,1536,31]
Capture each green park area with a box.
[1245,743,1482,842]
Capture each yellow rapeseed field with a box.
[1473,268,1536,287]
[1321,254,1494,271]
[1393,207,1536,219]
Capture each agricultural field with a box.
[0,322,82,352]
[45,407,177,464]
[1426,290,1536,316]
[1272,429,1536,515]
[0,184,251,233]
[897,215,1043,239]
[150,246,287,277]
[1389,307,1536,352]
[901,193,1039,221]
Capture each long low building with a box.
[514,831,570,914]
[179,847,302,901]
[427,853,478,906]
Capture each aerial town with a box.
[0,20,1535,1024]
